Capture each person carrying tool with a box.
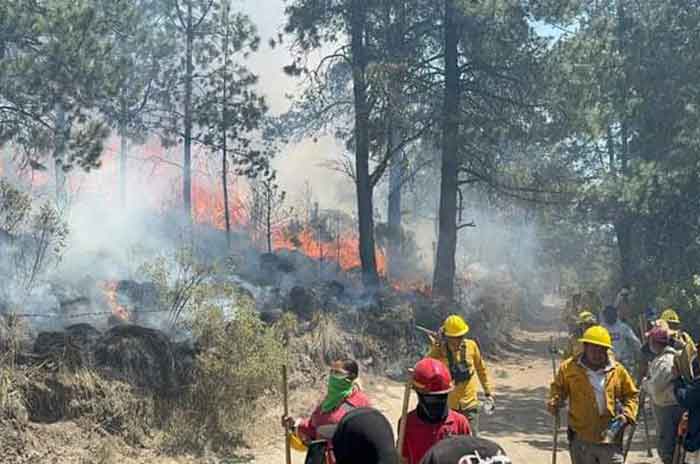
[600,304,642,375]
[400,357,471,464]
[331,407,400,464]
[562,310,598,359]
[548,325,639,464]
[644,326,683,464]
[419,436,512,464]
[427,315,493,436]
[660,308,695,347]
[282,359,371,464]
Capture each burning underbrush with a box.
[0,219,530,463]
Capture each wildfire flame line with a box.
[100,281,130,321]
[271,228,387,274]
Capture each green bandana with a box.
[320,375,354,413]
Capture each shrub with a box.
[164,297,285,454]
[0,180,68,304]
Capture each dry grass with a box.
[17,366,153,446]
[0,358,29,425]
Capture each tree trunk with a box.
[433,0,460,299]
[119,123,127,209]
[183,3,193,225]
[222,146,231,247]
[54,102,67,208]
[387,127,403,280]
[266,184,272,254]
[615,218,634,285]
[386,0,406,281]
[350,0,379,288]
[221,3,231,248]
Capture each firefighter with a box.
[600,304,641,375]
[400,358,471,464]
[427,315,493,436]
[331,407,399,464]
[548,325,639,464]
[562,310,597,359]
[282,359,371,464]
[644,326,683,464]
[660,308,694,347]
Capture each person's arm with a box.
[472,341,492,396]
[618,367,640,425]
[426,340,443,359]
[625,325,642,353]
[294,412,317,443]
[547,364,568,414]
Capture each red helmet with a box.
[646,326,670,345]
[412,358,453,394]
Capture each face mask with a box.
[417,393,449,424]
[320,374,355,413]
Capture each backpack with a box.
[446,342,473,384]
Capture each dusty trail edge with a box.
[251,305,661,463]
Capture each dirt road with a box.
[252,324,662,463]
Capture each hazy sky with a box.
[239,0,357,213]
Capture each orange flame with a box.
[272,228,387,274]
[192,180,245,230]
[100,281,130,321]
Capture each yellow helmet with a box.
[579,325,613,349]
[442,315,469,337]
[577,310,596,325]
[660,308,680,324]
[289,433,307,452]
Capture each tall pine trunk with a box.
[119,120,127,209]
[222,143,231,247]
[221,1,231,248]
[54,102,67,208]
[266,183,272,253]
[386,0,406,281]
[387,127,403,280]
[350,0,379,288]
[183,2,194,225]
[433,0,460,299]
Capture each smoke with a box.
[0,0,547,337]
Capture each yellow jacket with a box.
[427,339,492,411]
[549,356,639,444]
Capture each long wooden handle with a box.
[550,338,559,464]
[552,413,559,464]
[396,369,414,456]
[283,365,291,464]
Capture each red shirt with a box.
[297,389,371,463]
[401,410,471,464]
